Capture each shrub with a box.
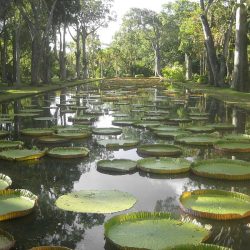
[162,63,185,82]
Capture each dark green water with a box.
[0,80,250,250]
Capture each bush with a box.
[193,74,208,84]
[162,63,185,82]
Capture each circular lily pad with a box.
[0,149,45,161]
[30,247,72,250]
[20,128,55,137]
[223,134,250,141]
[55,190,136,214]
[0,189,37,221]
[47,147,89,159]
[56,131,91,140]
[172,244,231,250]
[168,118,192,123]
[179,189,250,220]
[133,121,162,129]
[97,159,137,173]
[34,117,56,121]
[92,127,122,135]
[104,212,209,250]
[0,131,9,138]
[185,126,215,133]
[37,136,68,144]
[176,135,219,146]
[137,144,182,157]
[97,139,139,148]
[152,126,180,132]
[208,124,236,131]
[215,141,250,153]
[0,229,15,250]
[20,109,43,113]
[112,119,138,126]
[0,174,12,190]
[154,131,191,139]
[0,140,24,150]
[191,159,250,180]
[137,157,191,174]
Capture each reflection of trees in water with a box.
[0,157,105,249]
[181,215,250,250]
[154,196,180,215]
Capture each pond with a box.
[0,79,250,250]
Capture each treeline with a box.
[0,0,114,86]
[102,0,249,92]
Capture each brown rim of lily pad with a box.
[30,247,72,250]
[179,189,250,220]
[47,147,89,159]
[137,144,182,157]
[0,229,16,250]
[0,189,37,221]
[214,141,250,153]
[191,159,250,181]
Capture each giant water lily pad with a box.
[215,141,250,152]
[172,244,231,250]
[104,212,209,250]
[191,159,250,180]
[133,121,162,129]
[0,189,37,221]
[97,159,137,173]
[0,229,15,250]
[0,174,12,190]
[92,127,122,135]
[208,124,236,131]
[152,126,180,132]
[20,109,43,113]
[34,117,56,121]
[47,147,89,159]
[137,157,191,174]
[223,134,250,141]
[56,131,91,140]
[0,149,45,161]
[21,128,55,137]
[30,247,72,250]
[185,126,215,133]
[154,131,191,139]
[55,190,136,214]
[0,131,9,138]
[37,136,68,144]
[137,144,182,157]
[0,140,24,150]
[180,189,250,220]
[176,135,219,146]
[112,119,138,126]
[97,139,139,148]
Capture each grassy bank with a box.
[0,79,100,103]
[173,81,250,112]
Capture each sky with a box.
[98,0,173,46]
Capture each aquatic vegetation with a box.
[47,147,89,159]
[97,159,137,173]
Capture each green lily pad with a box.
[189,112,209,117]
[34,117,56,121]
[97,159,137,173]
[69,115,97,122]
[185,126,215,133]
[190,116,209,121]
[0,149,45,161]
[0,189,37,221]
[137,157,191,174]
[92,127,122,135]
[97,139,139,148]
[134,121,162,129]
[141,116,168,122]
[14,113,39,117]
[176,134,219,146]
[0,131,9,138]
[37,136,69,144]
[47,147,89,159]
[112,113,129,118]
[208,124,236,131]
[0,174,12,190]
[56,131,91,140]
[152,126,180,132]
[172,244,232,250]
[20,109,43,113]
[0,229,15,250]
[0,140,24,150]
[30,247,72,250]
[168,118,192,123]
[191,159,250,180]
[215,141,250,152]
[55,190,136,214]
[20,128,55,137]
[154,130,191,139]
[180,189,250,220]
[137,144,182,157]
[112,119,138,126]
[104,212,209,250]
[223,134,250,141]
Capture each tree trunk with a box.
[185,53,192,80]
[1,20,7,83]
[232,0,249,92]
[153,42,161,77]
[200,13,221,86]
[41,39,51,84]
[81,29,88,79]
[59,23,67,81]
[76,25,81,79]
[31,35,41,86]
[13,22,21,86]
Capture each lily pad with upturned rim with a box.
[191,159,250,180]
[179,189,250,220]
[154,131,191,139]
[104,212,209,250]
[0,189,37,221]
[208,124,236,131]
[30,247,72,250]
[37,136,69,144]
[20,128,55,137]
[47,147,89,159]
[0,229,15,250]
[214,141,250,153]
[176,134,219,146]
[0,131,9,138]
[92,127,122,135]
[137,144,182,157]
[185,126,215,133]
[137,157,191,174]
[55,131,91,140]
[0,174,12,190]
[33,117,56,121]
[112,119,138,126]
[0,149,45,161]
[133,121,162,129]
[222,134,250,141]
[55,190,136,214]
[97,159,137,173]
[0,140,24,150]
[97,139,139,148]
[151,126,180,132]
[171,244,232,250]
